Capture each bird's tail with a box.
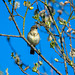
[30,48,34,54]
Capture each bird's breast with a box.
[27,32,40,46]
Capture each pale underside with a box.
[27,29,40,46]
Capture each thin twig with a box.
[63,31,68,58]
[30,0,37,6]
[2,0,22,35]
[0,34,21,38]
[60,29,68,75]
[15,10,24,18]
[23,7,28,36]
[60,30,68,75]
[19,66,29,75]
[12,0,15,14]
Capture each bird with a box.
[27,25,40,54]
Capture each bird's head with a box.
[31,25,38,31]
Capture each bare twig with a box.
[12,0,15,14]
[0,34,20,38]
[2,0,22,35]
[15,10,24,18]
[31,0,37,6]
[23,7,28,36]
[19,66,29,75]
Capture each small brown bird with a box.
[27,25,40,54]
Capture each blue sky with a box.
[0,0,75,75]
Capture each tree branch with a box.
[22,36,62,75]
[2,0,22,36]
[0,34,20,38]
